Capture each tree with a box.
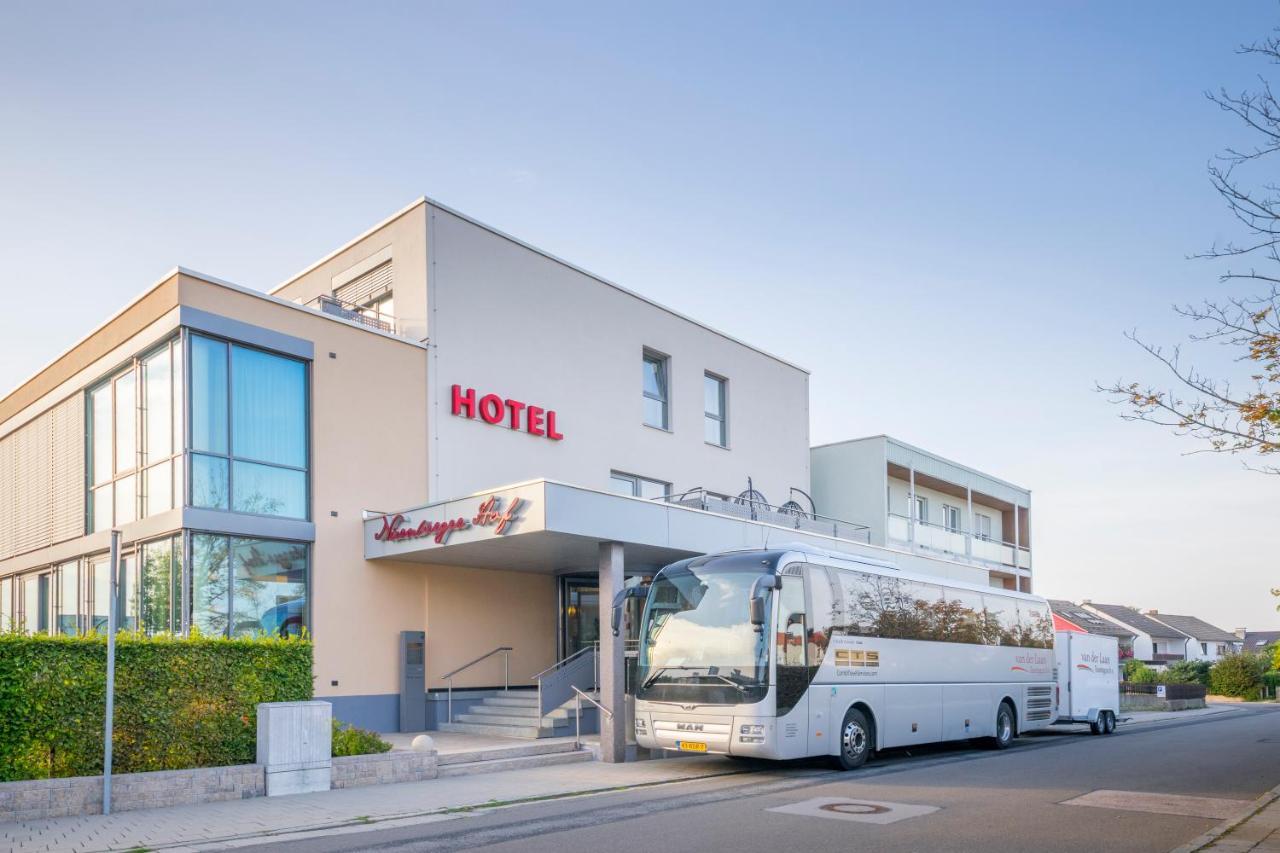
[1101,34,1280,472]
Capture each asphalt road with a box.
[240,705,1280,853]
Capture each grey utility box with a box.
[257,700,332,796]
[400,630,426,732]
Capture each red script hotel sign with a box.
[374,496,525,545]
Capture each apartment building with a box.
[810,435,1032,592]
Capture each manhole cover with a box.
[820,802,892,816]
[767,797,940,824]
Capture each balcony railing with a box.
[306,294,394,334]
[887,513,1030,571]
[660,488,871,544]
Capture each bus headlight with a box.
[739,724,764,743]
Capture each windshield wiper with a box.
[641,666,752,692]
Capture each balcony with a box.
[887,513,1030,571]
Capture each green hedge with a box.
[332,720,392,756]
[0,632,312,782]
[1209,653,1268,700]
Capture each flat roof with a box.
[272,196,810,375]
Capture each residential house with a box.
[1047,599,1138,660]
[1144,612,1242,663]
[1081,602,1191,665]
[1239,630,1280,655]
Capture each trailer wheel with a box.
[1102,711,1116,734]
[1090,716,1104,735]
[837,707,872,770]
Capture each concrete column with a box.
[907,467,916,545]
[598,541,626,763]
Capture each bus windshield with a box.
[636,565,770,704]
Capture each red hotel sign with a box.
[374,496,525,545]
[451,385,563,441]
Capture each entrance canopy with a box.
[363,480,991,584]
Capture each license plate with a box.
[677,741,707,752]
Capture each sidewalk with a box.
[0,755,739,853]
[1173,783,1280,852]
[1126,704,1244,726]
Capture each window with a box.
[0,575,12,632]
[913,495,928,523]
[942,504,961,533]
[975,513,992,540]
[88,337,183,531]
[190,335,309,520]
[609,471,670,500]
[57,561,78,636]
[140,536,183,634]
[703,373,727,447]
[642,351,669,429]
[1201,642,1208,656]
[19,572,50,634]
[775,575,808,715]
[192,533,307,637]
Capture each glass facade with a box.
[88,337,183,532]
[190,334,309,520]
[194,533,307,637]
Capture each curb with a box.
[1169,782,1280,853]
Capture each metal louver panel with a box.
[49,396,84,544]
[0,394,85,561]
[334,260,392,306]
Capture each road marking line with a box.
[1060,790,1251,820]
[767,797,939,825]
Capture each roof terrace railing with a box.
[306,293,394,334]
[658,488,871,544]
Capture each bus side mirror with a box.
[749,575,779,630]
[611,586,648,637]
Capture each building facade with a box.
[0,198,1041,754]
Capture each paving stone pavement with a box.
[0,756,736,852]
[1176,784,1280,853]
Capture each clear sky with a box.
[1,1,1275,630]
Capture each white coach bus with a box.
[620,546,1057,769]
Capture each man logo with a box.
[676,722,704,732]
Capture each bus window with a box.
[776,575,807,715]
[834,572,945,642]
[1018,603,1054,649]
[983,594,1021,646]
[941,587,992,645]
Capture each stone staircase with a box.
[437,691,585,739]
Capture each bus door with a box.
[774,574,809,758]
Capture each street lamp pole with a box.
[102,529,119,816]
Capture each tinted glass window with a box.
[231,345,306,467]
[191,336,228,454]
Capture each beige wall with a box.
[180,274,432,698]
[270,201,429,341]
[423,564,557,690]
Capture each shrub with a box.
[1163,659,1212,687]
[1124,660,1158,683]
[331,720,392,757]
[0,632,312,781]
[1261,670,1280,699]
[1209,653,1268,699]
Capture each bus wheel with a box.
[838,708,872,770]
[990,702,1015,750]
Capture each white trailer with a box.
[1054,630,1120,734]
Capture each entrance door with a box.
[563,578,600,658]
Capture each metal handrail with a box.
[530,644,595,681]
[570,685,612,750]
[440,646,512,724]
[660,488,871,540]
